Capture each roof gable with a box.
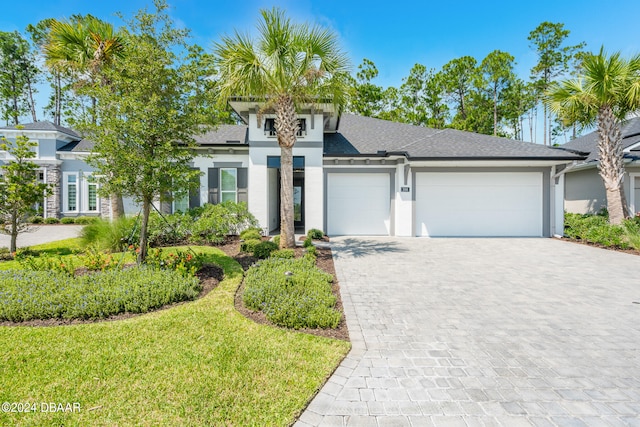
[0,121,80,139]
[560,117,640,162]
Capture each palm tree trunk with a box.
[597,106,627,225]
[275,95,298,249]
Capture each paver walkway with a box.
[296,237,640,426]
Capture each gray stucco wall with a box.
[565,166,640,215]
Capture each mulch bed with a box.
[560,236,640,256]
[1,238,349,342]
[218,237,349,341]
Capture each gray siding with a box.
[564,168,607,215]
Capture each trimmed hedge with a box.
[243,256,341,329]
[0,267,201,322]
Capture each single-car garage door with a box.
[416,172,543,237]
[327,173,390,235]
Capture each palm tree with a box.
[215,8,350,248]
[547,48,640,225]
[43,15,126,218]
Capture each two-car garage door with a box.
[326,171,544,237]
[415,172,543,237]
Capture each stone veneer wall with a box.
[100,194,112,220]
[45,165,61,218]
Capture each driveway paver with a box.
[296,237,640,426]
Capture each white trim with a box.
[220,167,238,203]
[62,172,79,213]
[81,172,100,213]
[630,173,640,215]
[624,141,640,153]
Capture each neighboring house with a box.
[0,103,584,237]
[559,117,640,216]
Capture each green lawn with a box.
[0,244,350,426]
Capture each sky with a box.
[2,0,640,125]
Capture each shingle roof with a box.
[194,124,248,145]
[0,121,80,138]
[58,139,95,152]
[325,114,584,160]
[560,117,640,162]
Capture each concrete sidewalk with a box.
[296,237,640,426]
[0,225,83,249]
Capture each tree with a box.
[441,56,478,124]
[547,48,640,225]
[479,50,516,136]
[528,22,585,145]
[348,58,385,117]
[501,78,536,140]
[0,132,52,252]
[44,14,127,217]
[215,8,350,248]
[82,0,215,263]
[0,31,40,125]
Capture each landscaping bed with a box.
[562,212,640,255]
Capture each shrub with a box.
[303,236,314,248]
[75,216,100,225]
[28,215,44,224]
[0,267,201,322]
[305,245,317,257]
[564,213,629,248]
[270,249,294,259]
[191,202,258,244]
[240,239,261,253]
[622,219,640,250]
[146,211,191,247]
[82,246,119,272]
[253,241,278,259]
[240,227,263,241]
[243,257,340,329]
[80,216,138,252]
[145,248,203,277]
[60,217,76,224]
[44,217,60,224]
[307,228,324,240]
[19,254,76,276]
[272,235,280,247]
[0,247,12,261]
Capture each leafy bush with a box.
[306,245,317,257]
[307,228,324,240]
[0,267,201,322]
[240,227,263,241]
[44,217,60,224]
[28,216,44,224]
[564,213,630,249]
[270,249,294,259]
[272,235,280,247]
[145,248,203,277]
[18,254,77,276]
[145,211,191,247]
[75,216,100,225]
[243,257,340,329]
[303,236,314,248]
[0,247,12,261]
[191,202,258,244]
[253,241,278,259]
[82,246,120,271]
[240,239,261,253]
[60,217,76,224]
[80,216,138,252]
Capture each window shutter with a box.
[208,167,219,204]
[237,168,248,203]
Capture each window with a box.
[86,175,98,212]
[263,118,306,137]
[64,173,78,212]
[220,168,237,203]
[173,194,189,212]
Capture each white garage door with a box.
[416,172,543,237]
[327,173,390,235]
